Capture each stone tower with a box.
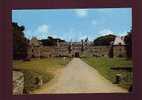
[29,37,41,58]
[113,36,127,57]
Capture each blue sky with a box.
[12,8,132,42]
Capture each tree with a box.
[13,22,29,60]
[40,36,65,46]
[93,34,116,46]
[124,29,132,58]
[81,40,84,52]
[68,42,72,53]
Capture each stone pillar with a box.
[13,71,24,95]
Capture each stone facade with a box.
[113,37,127,57]
[90,46,111,57]
[28,36,127,58]
[29,37,41,58]
[113,45,127,57]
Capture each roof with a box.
[113,36,125,45]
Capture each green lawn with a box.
[13,57,71,94]
[82,57,133,89]
[13,58,71,73]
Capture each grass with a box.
[82,57,133,89]
[13,57,71,94]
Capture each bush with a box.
[14,69,53,94]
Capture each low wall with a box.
[13,71,24,95]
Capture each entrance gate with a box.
[75,52,80,57]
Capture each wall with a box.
[13,71,24,95]
[90,46,111,57]
[28,38,127,58]
[113,45,127,57]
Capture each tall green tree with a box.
[124,29,132,58]
[13,22,29,59]
[40,36,65,46]
[81,40,84,52]
[93,34,116,46]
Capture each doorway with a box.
[75,52,80,57]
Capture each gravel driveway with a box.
[33,58,127,94]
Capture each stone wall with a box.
[28,37,127,58]
[13,71,24,95]
[90,46,111,57]
[113,45,127,57]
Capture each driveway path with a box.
[33,58,127,94]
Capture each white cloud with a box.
[75,9,88,17]
[35,24,50,39]
[37,24,49,33]
[24,24,54,39]
[98,29,114,36]
[24,30,33,39]
[79,35,87,40]
[118,31,128,36]
[98,29,128,37]
[48,33,58,38]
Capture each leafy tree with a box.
[124,29,132,58]
[40,36,65,46]
[93,34,116,46]
[81,40,84,52]
[85,37,88,43]
[13,22,29,60]
[68,42,72,53]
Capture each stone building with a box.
[113,36,127,57]
[28,37,42,58]
[40,46,56,58]
[90,46,111,57]
[28,36,127,58]
[70,42,82,57]
[56,42,70,57]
